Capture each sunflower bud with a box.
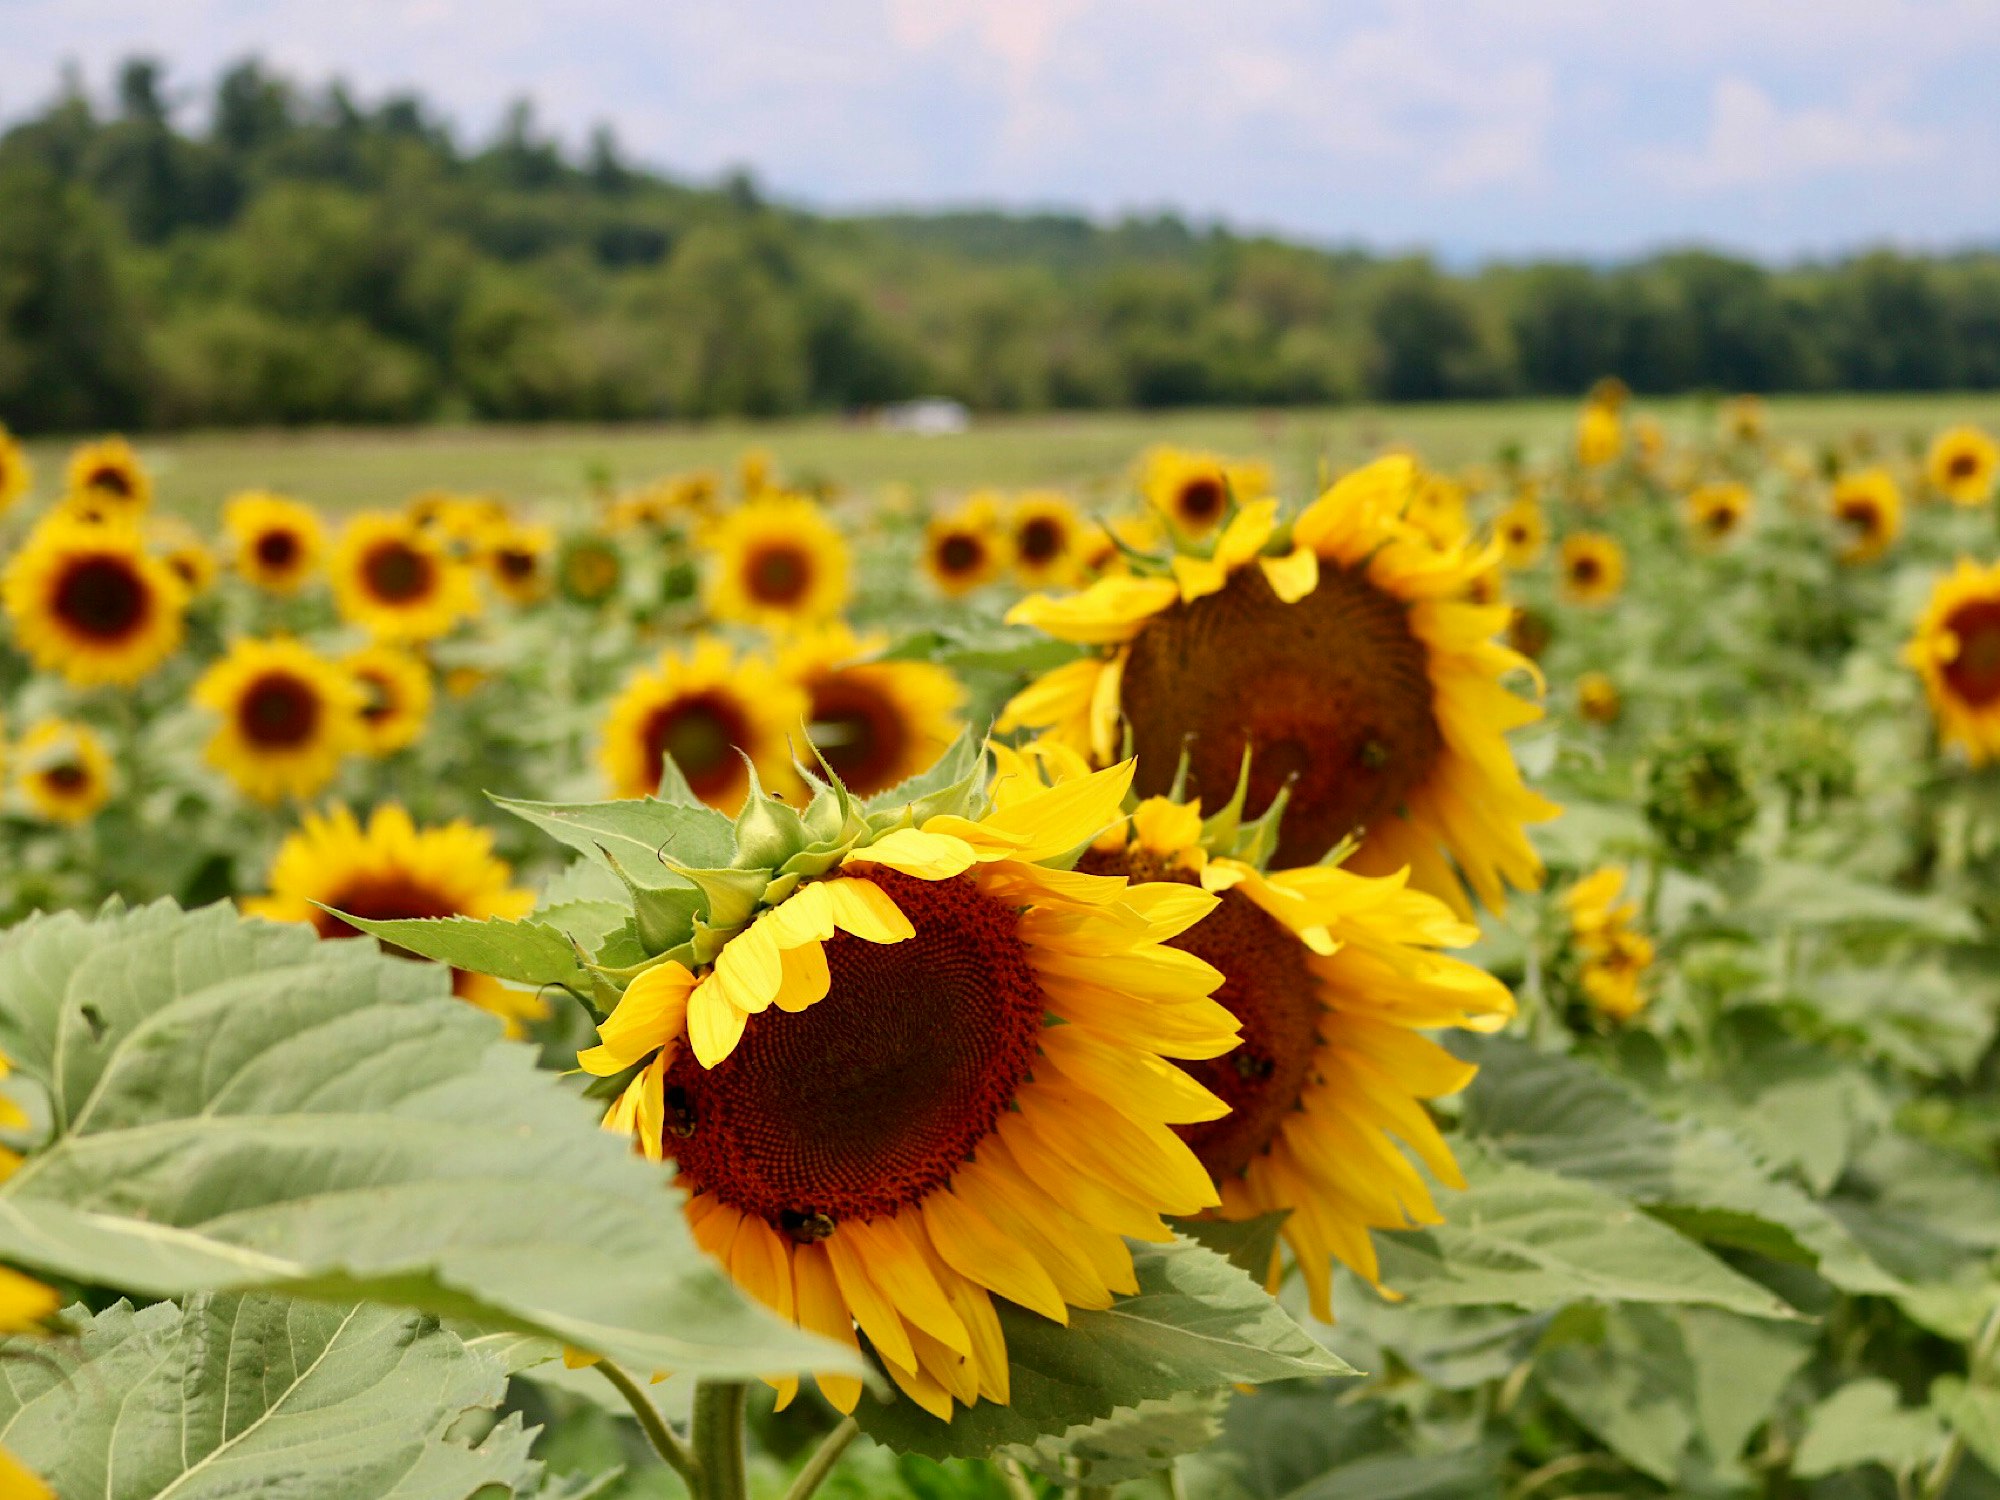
[1643,730,1759,866]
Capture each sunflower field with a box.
[3,393,2000,1500]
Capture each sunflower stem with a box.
[691,1379,750,1500]
[782,1416,860,1500]
[596,1360,701,1493]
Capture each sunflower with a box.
[557,532,626,607]
[1905,558,2000,765]
[1685,481,1752,548]
[1562,865,1654,1021]
[246,804,543,1033]
[579,755,1238,1417]
[1926,426,1998,507]
[12,719,113,824]
[1140,446,1272,540]
[1558,532,1626,607]
[192,636,364,803]
[1721,395,1767,445]
[1078,512,1165,578]
[1008,491,1086,588]
[704,495,851,629]
[1493,495,1547,568]
[923,495,1005,598]
[331,512,477,642]
[1576,402,1623,468]
[1,515,187,687]
[1065,767,1512,1319]
[1405,473,1469,550]
[148,516,218,598]
[1576,671,1622,726]
[776,623,965,798]
[0,425,31,517]
[344,643,434,756]
[411,491,510,553]
[225,491,325,594]
[483,520,556,606]
[63,436,151,517]
[1,1047,32,1172]
[600,637,807,811]
[1830,468,1903,564]
[0,1264,59,1499]
[1001,456,1558,913]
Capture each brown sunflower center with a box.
[1948,450,1980,482]
[1176,477,1226,525]
[1838,499,1880,534]
[255,529,302,569]
[1571,554,1602,585]
[1121,562,1442,869]
[86,465,133,499]
[1706,507,1737,534]
[1944,600,2000,707]
[52,555,152,642]
[42,762,90,794]
[936,532,986,577]
[355,669,399,723]
[360,539,437,604]
[666,869,1046,1229]
[496,547,538,581]
[1018,516,1065,565]
[169,555,203,588]
[744,542,812,606]
[236,671,323,749]
[642,693,752,798]
[809,672,910,797]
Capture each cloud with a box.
[1644,77,1939,192]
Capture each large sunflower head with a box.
[482,520,556,607]
[1927,425,1998,507]
[1830,468,1903,564]
[344,643,434,756]
[1493,494,1547,568]
[600,636,809,812]
[703,495,851,630]
[0,425,31,517]
[776,623,966,799]
[1558,531,1626,607]
[12,718,114,824]
[1575,402,1623,468]
[577,746,1238,1416]
[192,636,364,804]
[1000,456,1558,914]
[922,495,1005,598]
[1008,491,1087,588]
[1141,446,1270,540]
[1685,481,1752,549]
[63,437,151,518]
[1,514,187,687]
[225,491,325,594]
[1905,558,2000,766]
[331,512,477,642]
[245,804,542,1033]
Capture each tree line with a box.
[2,59,1997,433]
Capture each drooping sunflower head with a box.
[600,636,809,812]
[1141,446,1270,539]
[1,514,187,688]
[1001,456,1558,914]
[1575,670,1622,726]
[1562,865,1654,1022]
[922,494,1005,598]
[12,718,114,824]
[1830,468,1903,564]
[1493,494,1547,568]
[1905,558,2000,766]
[147,516,218,599]
[63,437,151,517]
[192,636,364,804]
[574,744,1240,1416]
[703,495,851,629]
[1558,531,1626,607]
[1576,402,1623,468]
[331,512,477,642]
[0,425,31,517]
[775,623,966,799]
[224,491,325,594]
[1926,425,1998,507]
[1008,490,1086,588]
[482,520,556,607]
[556,532,627,607]
[1685,481,1752,549]
[344,643,435,756]
[246,803,542,1033]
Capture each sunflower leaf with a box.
[494,795,735,887]
[0,1293,542,1500]
[1003,1389,1231,1487]
[0,899,860,1383]
[332,911,591,994]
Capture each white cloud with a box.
[1645,77,1939,192]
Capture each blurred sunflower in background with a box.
[344,643,434,756]
[1077,511,1163,578]
[1685,480,1752,548]
[600,636,806,809]
[0,1264,59,1499]
[556,532,625,607]
[148,516,218,598]
[331,512,476,641]
[1575,401,1623,468]
[0,424,31,516]
[777,623,965,797]
[1007,490,1086,588]
[1493,494,1547,568]
[482,519,555,606]
[1559,532,1626,606]
[703,494,851,629]
[2,515,187,687]
[1905,558,2000,764]
[193,636,363,802]
[581,758,1237,1417]
[1563,865,1655,1021]
[1576,671,1623,726]
[1142,446,1269,539]
[1830,468,1903,563]
[1004,456,1556,912]
[1721,395,1767,445]
[923,494,1005,597]
[246,804,542,1033]
[224,491,325,594]
[62,436,151,518]
[1926,425,1998,507]
[12,719,114,824]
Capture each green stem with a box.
[596,1360,700,1493]
[1921,1305,2000,1500]
[691,1380,750,1500]
[782,1417,860,1500]
[998,1459,1040,1500]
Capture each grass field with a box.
[28,392,2000,515]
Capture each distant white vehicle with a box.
[876,398,971,435]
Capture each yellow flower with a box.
[409,491,509,553]
[0,1262,59,1500]
[703,495,851,629]
[1721,395,1767,445]
[1685,481,1752,549]
[148,515,218,598]
[1562,866,1654,1021]
[0,424,32,516]
[1576,402,1623,468]
[738,447,778,499]
[12,719,114,824]
[1405,473,1469,549]
[192,636,364,803]
[1576,671,1622,726]
[1558,532,1626,607]
[1002,457,1558,915]
[777,623,965,798]
[583,757,1239,1419]
[1008,491,1087,588]
[344,643,434,755]
[1905,558,2000,765]
[600,637,808,811]
[1926,426,1998,507]
[330,512,477,642]
[1141,446,1271,540]
[246,804,543,1034]
[483,520,556,606]
[63,436,151,517]
[1493,495,1547,568]
[923,494,1006,598]
[225,491,326,594]
[1830,469,1903,564]
[1,514,187,687]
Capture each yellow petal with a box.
[824,877,917,944]
[1259,546,1319,603]
[825,1226,918,1371]
[578,961,695,1076]
[922,1186,1069,1323]
[771,939,832,1013]
[793,1242,864,1413]
[686,979,749,1069]
[844,828,978,880]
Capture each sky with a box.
[4,0,1997,262]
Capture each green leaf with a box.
[1933,1377,2000,1479]
[495,795,735,887]
[1186,1391,1502,1500]
[535,898,634,957]
[862,724,987,819]
[335,912,591,994]
[1004,1390,1230,1488]
[853,1234,1351,1460]
[0,1293,540,1499]
[0,899,858,1383]
[1791,1378,1947,1479]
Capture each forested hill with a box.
[4,59,1998,433]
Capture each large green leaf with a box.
[0,900,855,1382]
[1791,1379,1947,1480]
[1003,1390,1230,1488]
[0,1293,539,1499]
[853,1235,1351,1460]
[1185,1391,1502,1500]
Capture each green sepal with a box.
[862,724,988,822]
[1198,747,1256,854]
[593,843,704,955]
[663,862,773,931]
[1231,783,1295,868]
[733,761,815,870]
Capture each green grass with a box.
[25,393,2000,518]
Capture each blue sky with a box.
[4,0,1996,261]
